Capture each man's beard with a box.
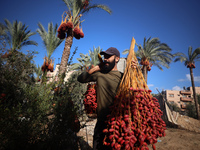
[102,59,115,73]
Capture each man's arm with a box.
[77,65,101,83]
[88,65,101,74]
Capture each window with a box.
[169,94,174,97]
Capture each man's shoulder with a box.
[111,70,123,74]
[109,70,123,77]
[97,70,123,78]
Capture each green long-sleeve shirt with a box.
[77,71,123,121]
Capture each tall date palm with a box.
[58,0,111,80]
[37,22,64,81]
[174,46,200,119]
[123,37,173,83]
[0,19,37,51]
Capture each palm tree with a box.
[174,46,200,119]
[71,53,91,70]
[37,22,63,59]
[0,19,38,51]
[123,37,173,83]
[37,22,64,81]
[89,46,102,66]
[70,46,102,70]
[58,0,111,80]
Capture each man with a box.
[77,47,123,150]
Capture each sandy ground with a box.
[153,128,200,150]
[77,115,200,150]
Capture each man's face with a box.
[102,54,116,71]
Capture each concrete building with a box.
[46,64,74,83]
[117,57,126,73]
[164,87,200,111]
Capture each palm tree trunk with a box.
[58,29,73,81]
[190,68,200,119]
[142,65,147,84]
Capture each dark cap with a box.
[100,47,120,57]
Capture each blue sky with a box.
[1,0,200,93]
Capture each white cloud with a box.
[194,76,200,83]
[178,79,186,82]
[178,74,200,83]
[186,74,190,81]
[148,84,154,87]
[172,86,182,91]
[186,74,200,83]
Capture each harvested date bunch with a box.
[83,83,97,114]
[103,38,166,150]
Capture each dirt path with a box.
[77,117,200,150]
[153,128,200,150]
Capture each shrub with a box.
[166,101,181,112]
[0,48,83,150]
[0,50,49,149]
[197,94,200,105]
[185,102,196,119]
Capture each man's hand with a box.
[88,65,101,74]
[87,56,105,74]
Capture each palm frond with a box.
[152,63,163,71]
[90,46,102,65]
[33,64,42,79]
[192,48,200,61]
[62,0,73,13]
[122,49,129,55]
[174,46,200,67]
[188,46,193,61]
[0,23,7,37]
[82,4,112,14]
[37,22,63,58]
[173,52,187,62]
[70,63,82,70]
[195,48,200,54]
[71,46,103,71]
[3,19,37,51]
[137,36,172,71]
